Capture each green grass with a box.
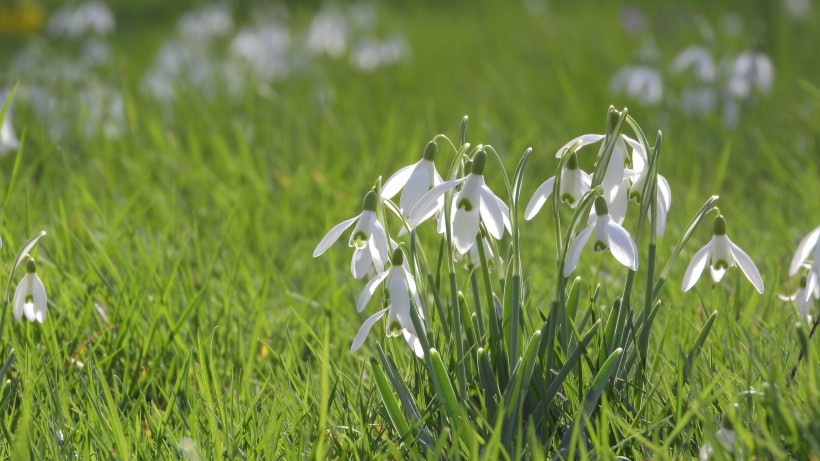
[0,0,818,458]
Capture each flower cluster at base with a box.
[13,258,48,323]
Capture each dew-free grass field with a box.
[1,0,819,458]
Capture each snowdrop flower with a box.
[779,275,818,323]
[47,1,115,38]
[788,225,820,284]
[671,45,716,82]
[313,191,390,279]
[564,196,638,277]
[409,150,510,254]
[728,51,774,99]
[682,215,764,293]
[624,139,672,236]
[0,102,19,155]
[381,141,443,223]
[305,7,349,59]
[13,259,47,323]
[610,65,663,106]
[525,152,591,220]
[351,249,425,358]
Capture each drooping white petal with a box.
[407,178,464,227]
[349,210,378,247]
[682,240,713,292]
[603,219,638,270]
[351,246,372,279]
[402,329,425,358]
[381,162,416,199]
[452,205,480,255]
[12,275,26,321]
[356,270,389,312]
[710,266,727,283]
[555,134,605,158]
[657,175,672,210]
[608,180,629,224]
[601,138,627,200]
[479,185,509,240]
[564,225,594,277]
[400,161,433,213]
[727,238,764,294]
[789,227,820,275]
[350,307,389,353]
[313,214,360,257]
[404,271,424,319]
[388,270,412,321]
[370,219,390,269]
[524,176,554,220]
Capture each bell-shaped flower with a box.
[381,141,445,234]
[408,150,510,254]
[789,225,820,283]
[682,215,764,293]
[610,64,663,106]
[0,100,19,155]
[671,45,717,83]
[525,152,591,220]
[778,275,818,323]
[564,196,639,277]
[456,235,498,269]
[13,259,47,323]
[350,249,425,357]
[728,50,773,99]
[313,190,390,279]
[624,140,672,236]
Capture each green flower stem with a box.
[470,270,486,344]
[450,271,467,398]
[477,230,506,379]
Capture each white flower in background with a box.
[351,249,425,358]
[728,51,774,99]
[0,95,19,155]
[13,259,47,323]
[313,191,390,279]
[784,0,811,18]
[230,23,292,81]
[788,225,820,284]
[178,3,234,41]
[381,141,443,226]
[682,215,764,293]
[456,237,497,269]
[525,152,591,219]
[699,424,736,460]
[409,150,510,254]
[47,1,115,38]
[779,274,818,323]
[610,65,663,106]
[564,196,639,277]
[350,35,410,72]
[306,7,349,58]
[672,45,717,82]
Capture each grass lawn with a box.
[0,0,818,458]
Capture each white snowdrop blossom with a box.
[788,225,820,284]
[525,152,591,220]
[779,275,818,323]
[351,249,425,358]
[306,7,349,58]
[610,65,663,106]
[0,101,19,155]
[47,1,115,38]
[728,51,774,99]
[623,138,672,236]
[313,191,390,279]
[564,196,639,277]
[682,215,764,293]
[381,141,444,231]
[408,151,511,254]
[13,259,47,323]
[671,45,717,82]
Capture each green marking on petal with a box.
[629,190,642,203]
[593,240,608,252]
[714,259,730,270]
[352,231,368,248]
[457,198,473,211]
[387,320,402,337]
[560,193,575,205]
[25,294,34,303]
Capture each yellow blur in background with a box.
[0,2,45,36]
